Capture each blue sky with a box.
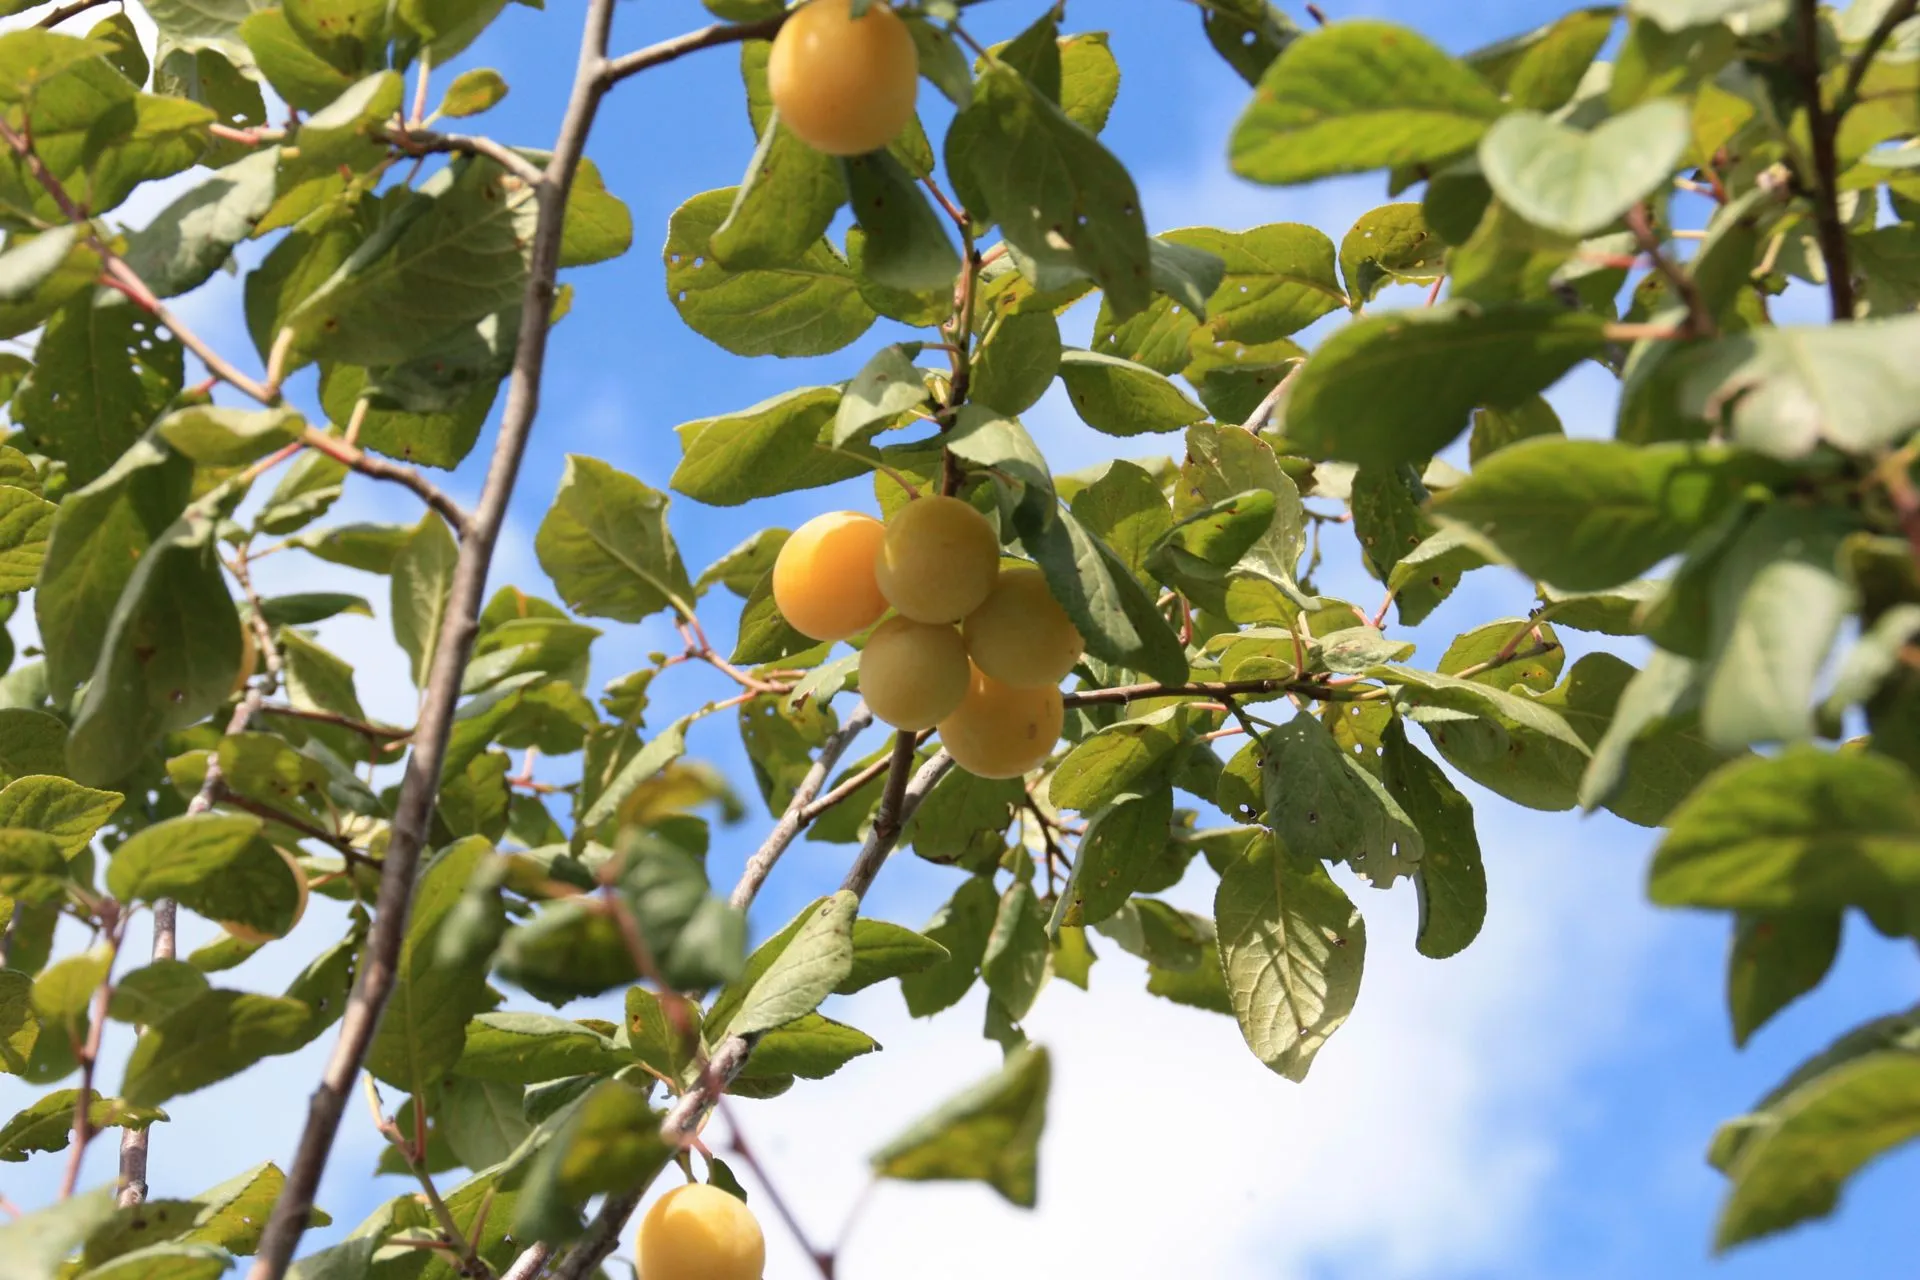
[5,1,1920,1276]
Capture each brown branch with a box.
[246,0,623,1272]
[1238,359,1302,434]
[500,1245,552,1280]
[730,703,874,911]
[119,553,286,1206]
[1625,203,1716,339]
[1795,0,1857,320]
[380,127,549,190]
[840,733,931,899]
[255,703,412,743]
[301,429,472,536]
[717,1100,833,1279]
[33,0,112,26]
[1061,676,1343,707]
[59,918,124,1198]
[1835,0,1919,119]
[600,14,790,86]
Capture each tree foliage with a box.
[0,0,1915,1273]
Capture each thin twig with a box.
[600,13,790,85]
[255,704,411,743]
[840,733,930,899]
[1835,0,1919,119]
[302,430,472,535]
[381,127,549,189]
[1625,204,1717,339]
[33,0,111,27]
[718,1101,833,1279]
[730,704,873,910]
[1238,360,1301,434]
[1795,0,1857,320]
[246,0,623,1272]
[120,551,286,1206]
[60,908,127,1199]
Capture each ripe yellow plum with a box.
[860,616,970,730]
[768,0,919,157]
[637,1183,765,1280]
[219,846,308,945]
[937,665,1065,780]
[875,496,1000,624]
[962,567,1084,688]
[772,511,888,642]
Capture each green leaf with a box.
[74,1242,231,1280]
[0,777,118,861]
[1057,349,1207,436]
[240,10,353,113]
[901,876,998,1017]
[1711,1020,1920,1249]
[971,309,1062,417]
[1468,395,1564,463]
[0,1089,163,1162]
[1284,301,1608,468]
[1263,713,1424,886]
[711,109,843,272]
[1677,315,1920,459]
[838,919,949,995]
[665,187,875,358]
[537,455,693,622]
[0,714,67,791]
[110,814,301,937]
[1650,747,1920,915]
[1049,705,1190,812]
[389,511,457,689]
[1467,6,1616,112]
[289,69,401,174]
[1479,98,1691,237]
[706,892,856,1041]
[840,150,960,292]
[0,1188,119,1280]
[319,364,495,471]
[836,345,930,447]
[1381,719,1485,959]
[871,1042,1049,1207]
[1379,664,1592,811]
[512,1078,672,1246]
[107,961,209,1026]
[1064,788,1174,926]
[0,225,81,304]
[453,1011,628,1084]
[179,1161,321,1254]
[366,837,499,1091]
[946,63,1152,318]
[981,881,1048,1021]
[741,1012,878,1080]
[122,989,310,1106]
[1202,0,1301,85]
[1020,505,1187,686]
[1215,833,1365,1081]
[0,829,70,907]
[1338,203,1445,305]
[10,298,183,489]
[1059,32,1120,133]
[1230,21,1505,185]
[66,498,241,786]
[674,386,868,506]
[440,67,507,117]
[1696,506,1855,749]
[154,404,305,469]
[1352,464,1455,626]
[0,487,53,596]
[1728,911,1841,1048]
[122,149,280,299]
[1549,651,1728,827]
[287,521,411,573]
[1179,422,1307,618]
[1437,438,1762,591]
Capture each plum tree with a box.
[859,615,971,730]
[962,567,1084,689]
[874,495,1001,624]
[218,848,309,945]
[768,0,919,157]
[636,1183,765,1280]
[937,665,1066,781]
[772,511,889,641]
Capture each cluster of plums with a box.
[774,496,1084,779]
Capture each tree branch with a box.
[301,430,472,536]
[599,14,790,86]
[33,0,114,26]
[380,127,549,190]
[1625,203,1716,339]
[120,552,287,1206]
[1795,0,1857,320]
[1061,676,1343,707]
[246,0,622,1272]
[729,703,873,911]
[59,908,125,1199]
[1835,0,1919,119]
[840,734,936,899]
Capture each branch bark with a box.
[1795,0,1857,321]
[119,553,286,1207]
[599,14,789,85]
[246,1,623,1272]
[729,703,873,910]
[301,429,472,536]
